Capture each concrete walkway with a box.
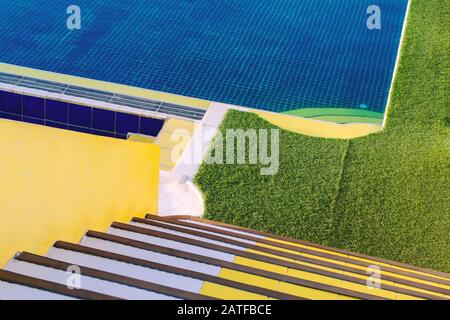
[157,103,239,216]
[157,170,204,217]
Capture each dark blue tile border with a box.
[46,100,69,124]
[0,111,21,121]
[23,116,45,125]
[140,117,165,137]
[0,90,165,139]
[116,112,139,135]
[68,103,92,128]
[0,91,21,114]
[23,95,44,119]
[92,108,115,132]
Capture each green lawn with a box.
[195,0,450,272]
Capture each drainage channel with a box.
[0,72,207,121]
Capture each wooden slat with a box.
[53,241,301,300]
[0,269,121,300]
[166,215,450,281]
[15,252,215,300]
[132,218,450,299]
[146,215,450,286]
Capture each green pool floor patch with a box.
[283,108,384,123]
[310,116,383,125]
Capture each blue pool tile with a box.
[115,133,128,140]
[68,125,92,134]
[92,108,115,132]
[92,129,115,138]
[139,117,164,137]
[46,121,68,130]
[116,112,139,135]
[0,111,21,121]
[23,95,45,119]
[23,116,45,126]
[46,100,68,123]
[0,91,21,115]
[68,103,92,128]
[0,91,165,140]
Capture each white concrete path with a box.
[157,170,204,217]
[158,103,246,216]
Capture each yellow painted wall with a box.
[0,119,160,267]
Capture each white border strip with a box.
[382,0,411,128]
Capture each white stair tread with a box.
[47,247,204,293]
[0,280,76,300]
[180,219,267,239]
[4,260,176,300]
[80,236,221,277]
[131,222,247,251]
[139,220,257,245]
[108,227,236,262]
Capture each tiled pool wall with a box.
[0,90,164,139]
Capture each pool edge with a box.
[0,63,212,110]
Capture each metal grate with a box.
[0,72,206,121]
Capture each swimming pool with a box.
[0,0,408,116]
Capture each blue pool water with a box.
[0,0,408,114]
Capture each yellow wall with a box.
[0,119,160,267]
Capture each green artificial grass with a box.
[195,0,450,272]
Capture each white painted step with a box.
[179,219,267,239]
[80,236,221,276]
[108,227,236,262]
[0,281,76,300]
[3,259,175,300]
[131,221,247,250]
[137,220,257,245]
[47,247,204,293]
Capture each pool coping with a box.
[0,63,211,109]
[0,65,207,122]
